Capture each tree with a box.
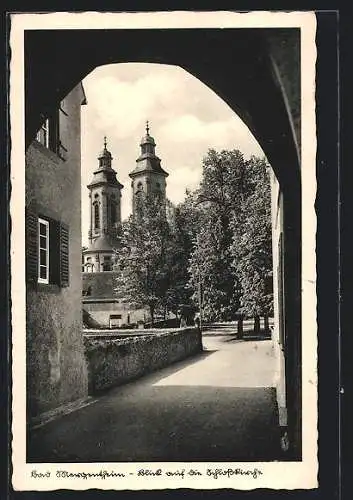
[113,149,274,332]
[187,149,249,322]
[164,203,195,319]
[230,156,273,333]
[114,194,172,325]
[182,149,273,331]
[188,220,240,322]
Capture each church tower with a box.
[129,122,168,215]
[83,137,124,272]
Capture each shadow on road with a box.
[27,386,282,463]
[27,324,280,464]
[208,334,272,343]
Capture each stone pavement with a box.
[27,326,281,462]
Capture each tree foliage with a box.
[182,149,273,323]
[185,149,247,321]
[113,148,274,328]
[230,156,273,320]
[114,194,195,324]
[114,194,172,324]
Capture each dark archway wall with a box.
[25,28,300,187]
[24,28,301,455]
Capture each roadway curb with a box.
[29,396,98,431]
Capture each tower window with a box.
[84,258,94,273]
[103,256,112,272]
[110,199,117,225]
[94,202,100,230]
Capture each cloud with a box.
[80,63,264,245]
[160,114,263,157]
[83,68,184,138]
[167,165,202,204]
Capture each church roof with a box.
[140,133,156,146]
[87,169,124,188]
[98,136,113,160]
[129,121,169,178]
[129,155,169,178]
[87,137,124,189]
[140,120,155,146]
[84,235,116,253]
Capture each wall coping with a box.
[82,271,119,276]
[84,327,198,349]
[82,298,120,303]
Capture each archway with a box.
[24,27,301,457]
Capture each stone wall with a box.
[84,328,202,394]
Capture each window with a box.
[110,199,117,225]
[102,256,112,272]
[36,119,49,148]
[38,218,49,283]
[26,209,69,287]
[35,105,68,160]
[94,203,100,230]
[154,182,162,199]
[84,257,94,273]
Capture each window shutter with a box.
[59,222,69,287]
[58,107,68,160]
[48,110,59,154]
[25,208,38,284]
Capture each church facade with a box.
[82,123,168,328]
[82,137,123,273]
[129,121,169,215]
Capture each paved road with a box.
[28,327,281,463]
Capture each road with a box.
[28,325,281,462]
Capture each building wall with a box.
[131,173,166,214]
[131,173,166,197]
[270,166,302,458]
[89,184,122,239]
[26,84,88,419]
[270,170,287,427]
[82,271,149,327]
[83,302,147,328]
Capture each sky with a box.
[81,63,264,246]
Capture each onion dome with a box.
[129,121,168,178]
[98,136,113,169]
[140,121,156,146]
